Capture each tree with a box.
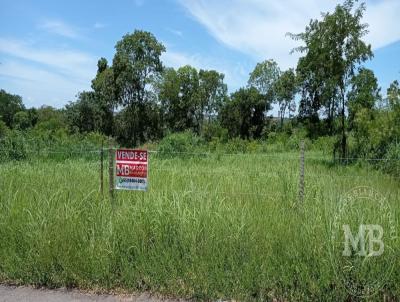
[0,89,25,128]
[349,79,399,160]
[91,58,116,136]
[159,66,200,133]
[248,59,280,115]
[198,69,227,124]
[65,91,103,133]
[274,68,297,128]
[290,0,372,157]
[34,106,66,132]
[292,18,337,135]
[13,111,31,130]
[112,30,165,146]
[347,68,380,129]
[12,108,37,130]
[386,80,400,141]
[219,87,269,139]
[387,80,400,111]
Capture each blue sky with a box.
[0,0,399,109]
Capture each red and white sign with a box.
[115,149,148,191]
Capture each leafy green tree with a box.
[34,106,66,132]
[198,69,227,124]
[248,60,280,115]
[290,0,372,157]
[114,102,163,146]
[248,59,280,96]
[12,108,37,130]
[387,80,400,111]
[274,68,297,128]
[292,18,336,135]
[386,80,400,140]
[348,79,399,160]
[159,66,227,135]
[347,68,380,129]
[65,91,103,133]
[13,111,31,130]
[159,66,200,133]
[112,30,165,146]
[0,89,25,128]
[220,87,269,139]
[0,120,9,138]
[91,58,115,135]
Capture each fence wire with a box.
[0,147,399,182]
[0,145,399,161]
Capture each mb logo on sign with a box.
[342,224,384,257]
[115,149,148,191]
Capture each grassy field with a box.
[0,151,399,301]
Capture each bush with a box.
[0,130,28,161]
[0,129,108,162]
[0,120,10,138]
[223,138,253,153]
[381,142,400,177]
[157,131,203,157]
[201,122,228,143]
[311,136,335,154]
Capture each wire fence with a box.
[1,145,399,202]
[0,146,399,164]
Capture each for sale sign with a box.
[115,149,148,191]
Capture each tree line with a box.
[1,0,399,163]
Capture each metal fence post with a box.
[298,140,305,204]
[108,146,114,201]
[100,141,104,196]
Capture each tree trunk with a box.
[328,98,334,135]
[341,90,346,161]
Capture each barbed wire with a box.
[149,189,275,198]
[149,168,298,177]
[147,168,400,180]
[0,149,101,154]
[0,147,399,162]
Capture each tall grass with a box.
[0,152,399,301]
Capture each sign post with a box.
[109,147,114,200]
[115,149,148,191]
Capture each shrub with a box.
[0,120,10,138]
[157,131,203,157]
[223,138,251,153]
[381,142,400,177]
[0,130,28,161]
[201,122,228,143]
[311,136,335,154]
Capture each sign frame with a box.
[114,148,148,191]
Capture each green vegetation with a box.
[1,0,400,300]
[1,1,399,175]
[0,152,399,301]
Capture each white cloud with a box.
[167,28,183,37]
[38,19,81,39]
[0,38,97,107]
[162,51,202,69]
[0,60,89,108]
[364,0,400,49]
[179,0,400,69]
[0,38,96,84]
[162,50,250,91]
[94,22,106,29]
